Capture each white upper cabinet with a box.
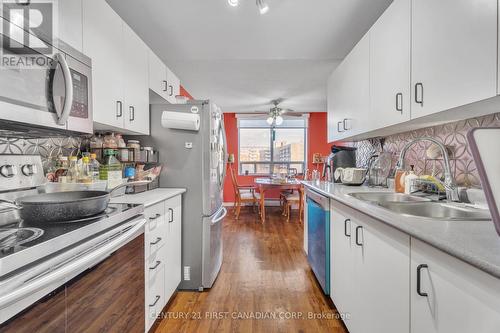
[370,0,411,128]
[123,23,149,135]
[148,50,169,101]
[166,67,181,104]
[83,0,150,134]
[58,0,83,52]
[411,0,497,119]
[327,33,369,142]
[411,238,500,333]
[83,0,124,129]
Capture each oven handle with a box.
[0,218,146,309]
[53,53,74,125]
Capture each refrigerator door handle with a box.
[211,207,227,225]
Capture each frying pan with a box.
[0,180,150,224]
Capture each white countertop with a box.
[302,181,500,279]
[110,188,186,208]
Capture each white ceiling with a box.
[107,0,392,113]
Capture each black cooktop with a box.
[0,203,140,258]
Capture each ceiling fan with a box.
[251,99,302,126]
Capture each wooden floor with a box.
[154,207,348,333]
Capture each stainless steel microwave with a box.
[0,18,92,135]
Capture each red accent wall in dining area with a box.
[223,112,331,203]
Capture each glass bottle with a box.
[79,156,92,184]
[67,156,79,183]
[99,149,122,188]
[89,153,101,182]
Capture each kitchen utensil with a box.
[368,152,392,187]
[0,180,150,224]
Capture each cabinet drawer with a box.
[146,261,165,331]
[144,203,167,258]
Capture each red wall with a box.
[223,112,331,203]
[179,85,194,100]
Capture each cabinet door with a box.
[411,0,497,118]
[148,50,168,100]
[354,217,410,333]
[370,0,411,129]
[83,0,124,129]
[327,34,369,141]
[58,0,82,52]
[165,195,182,300]
[166,67,180,104]
[411,238,500,333]
[330,207,357,332]
[123,23,150,135]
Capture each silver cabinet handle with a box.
[163,80,168,92]
[168,208,174,223]
[149,295,161,307]
[343,118,351,131]
[149,213,161,221]
[150,237,162,245]
[337,121,344,133]
[415,83,424,106]
[52,53,73,125]
[355,226,363,246]
[129,106,135,121]
[169,85,174,97]
[116,101,123,118]
[149,260,161,270]
[396,93,403,113]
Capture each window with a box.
[238,116,307,175]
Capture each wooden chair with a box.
[228,164,260,219]
[282,188,304,222]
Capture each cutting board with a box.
[468,127,500,237]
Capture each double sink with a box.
[348,192,491,221]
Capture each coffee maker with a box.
[322,145,357,183]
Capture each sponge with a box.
[419,175,446,192]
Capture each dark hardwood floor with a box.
[154,206,348,333]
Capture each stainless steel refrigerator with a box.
[142,100,227,290]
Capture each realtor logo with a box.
[2,0,53,55]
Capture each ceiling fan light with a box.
[256,0,269,14]
[228,0,239,7]
[266,116,274,125]
[275,116,284,125]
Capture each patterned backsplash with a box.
[355,112,500,187]
[0,137,88,171]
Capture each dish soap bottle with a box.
[395,169,406,193]
[99,149,122,188]
[404,165,418,194]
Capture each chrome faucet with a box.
[395,137,459,202]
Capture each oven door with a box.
[0,218,146,332]
[0,17,92,134]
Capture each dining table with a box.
[254,177,304,222]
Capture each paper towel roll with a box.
[161,111,200,131]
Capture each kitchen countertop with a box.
[302,181,500,279]
[110,188,186,208]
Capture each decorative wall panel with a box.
[356,112,500,187]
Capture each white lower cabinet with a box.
[330,201,410,333]
[410,238,500,333]
[144,195,182,332]
[330,198,500,333]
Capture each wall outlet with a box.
[183,266,191,280]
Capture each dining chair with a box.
[228,164,260,219]
[282,187,304,222]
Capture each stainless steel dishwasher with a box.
[306,188,331,295]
